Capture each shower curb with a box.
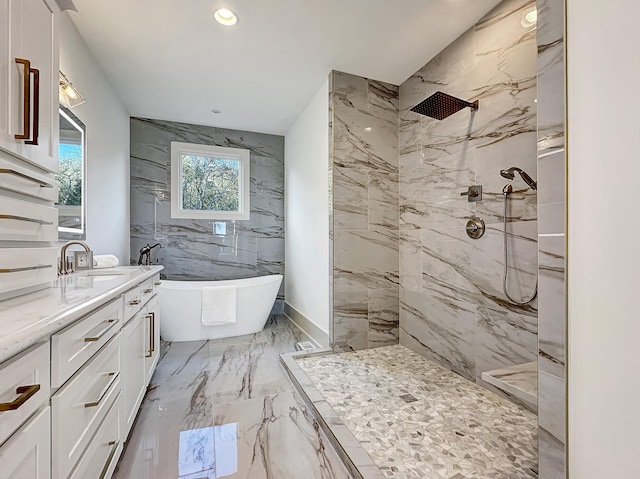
[280,351,386,479]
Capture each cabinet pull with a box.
[14,58,30,140]
[25,67,39,146]
[84,372,118,408]
[0,168,53,188]
[143,288,153,294]
[154,282,162,286]
[129,299,141,305]
[0,264,52,273]
[99,440,120,479]
[0,384,40,411]
[0,214,53,225]
[84,319,118,342]
[145,312,155,357]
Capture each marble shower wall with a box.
[329,71,400,351]
[536,0,567,477]
[130,118,285,303]
[398,0,539,391]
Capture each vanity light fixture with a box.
[59,71,85,109]
[214,8,239,26]
[521,8,537,28]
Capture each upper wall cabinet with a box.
[0,0,59,173]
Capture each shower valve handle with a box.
[460,185,482,202]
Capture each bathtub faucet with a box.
[138,243,162,265]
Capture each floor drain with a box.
[296,341,316,352]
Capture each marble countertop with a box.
[0,265,163,364]
[481,361,538,412]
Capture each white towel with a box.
[93,254,120,269]
[201,286,236,326]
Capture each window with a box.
[170,142,250,220]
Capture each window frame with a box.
[170,141,251,220]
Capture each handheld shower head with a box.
[500,168,515,180]
[499,167,537,190]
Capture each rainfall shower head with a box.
[410,91,479,120]
[500,167,537,190]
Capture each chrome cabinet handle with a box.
[129,299,140,305]
[84,372,118,408]
[0,384,40,411]
[99,440,120,479]
[0,168,53,188]
[14,58,30,140]
[24,67,39,145]
[84,319,118,342]
[0,264,52,273]
[0,214,53,225]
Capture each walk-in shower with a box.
[501,167,538,305]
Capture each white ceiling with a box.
[69,0,501,136]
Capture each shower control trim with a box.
[466,217,486,239]
[460,185,482,202]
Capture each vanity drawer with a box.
[0,157,58,202]
[0,407,51,479]
[51,297,123,388]
[140,277,155,304]
[0,342,50,447]
[0,247,57,294]
[68,392,122,479]
[52,334,120,479]
[0,194,58,242]
[123,285,142,323]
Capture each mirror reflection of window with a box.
[57,107,86,239]
[177,424,238,478]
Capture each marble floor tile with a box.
[114,315,351,479]
[298,345,538,479]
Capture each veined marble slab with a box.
[0,265,163,364]
[114,315,352,479]
[481,361,538,412]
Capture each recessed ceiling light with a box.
[364,127,373,132]
[214,8,238,26]
[211,109,222,114]
[521,8,537,27]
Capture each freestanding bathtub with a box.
[158,274,283,342]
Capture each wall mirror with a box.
[56,106,86,240]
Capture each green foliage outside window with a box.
[181,155,240,212]
[56,144,82,206]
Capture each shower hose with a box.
[502,192,538,305]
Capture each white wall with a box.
[567,1,640,476]
[59,13,130,262]
[284,80,330,334]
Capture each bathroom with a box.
[0,0,637,478]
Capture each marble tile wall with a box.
[536,0,567,477]
[130,118,285,305]
[329,71,400,351]
[398,0,539,396]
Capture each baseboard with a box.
[284,302,330,348]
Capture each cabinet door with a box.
[0,407,51,479]
[120,312,146,440]
[1,0,58,172]
[144,295,160,385]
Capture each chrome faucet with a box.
[138,243,162,265]
[59,241,91,275]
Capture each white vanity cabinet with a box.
[0,0,59,172]
[120,308,147,439]
[0,267,163,479]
